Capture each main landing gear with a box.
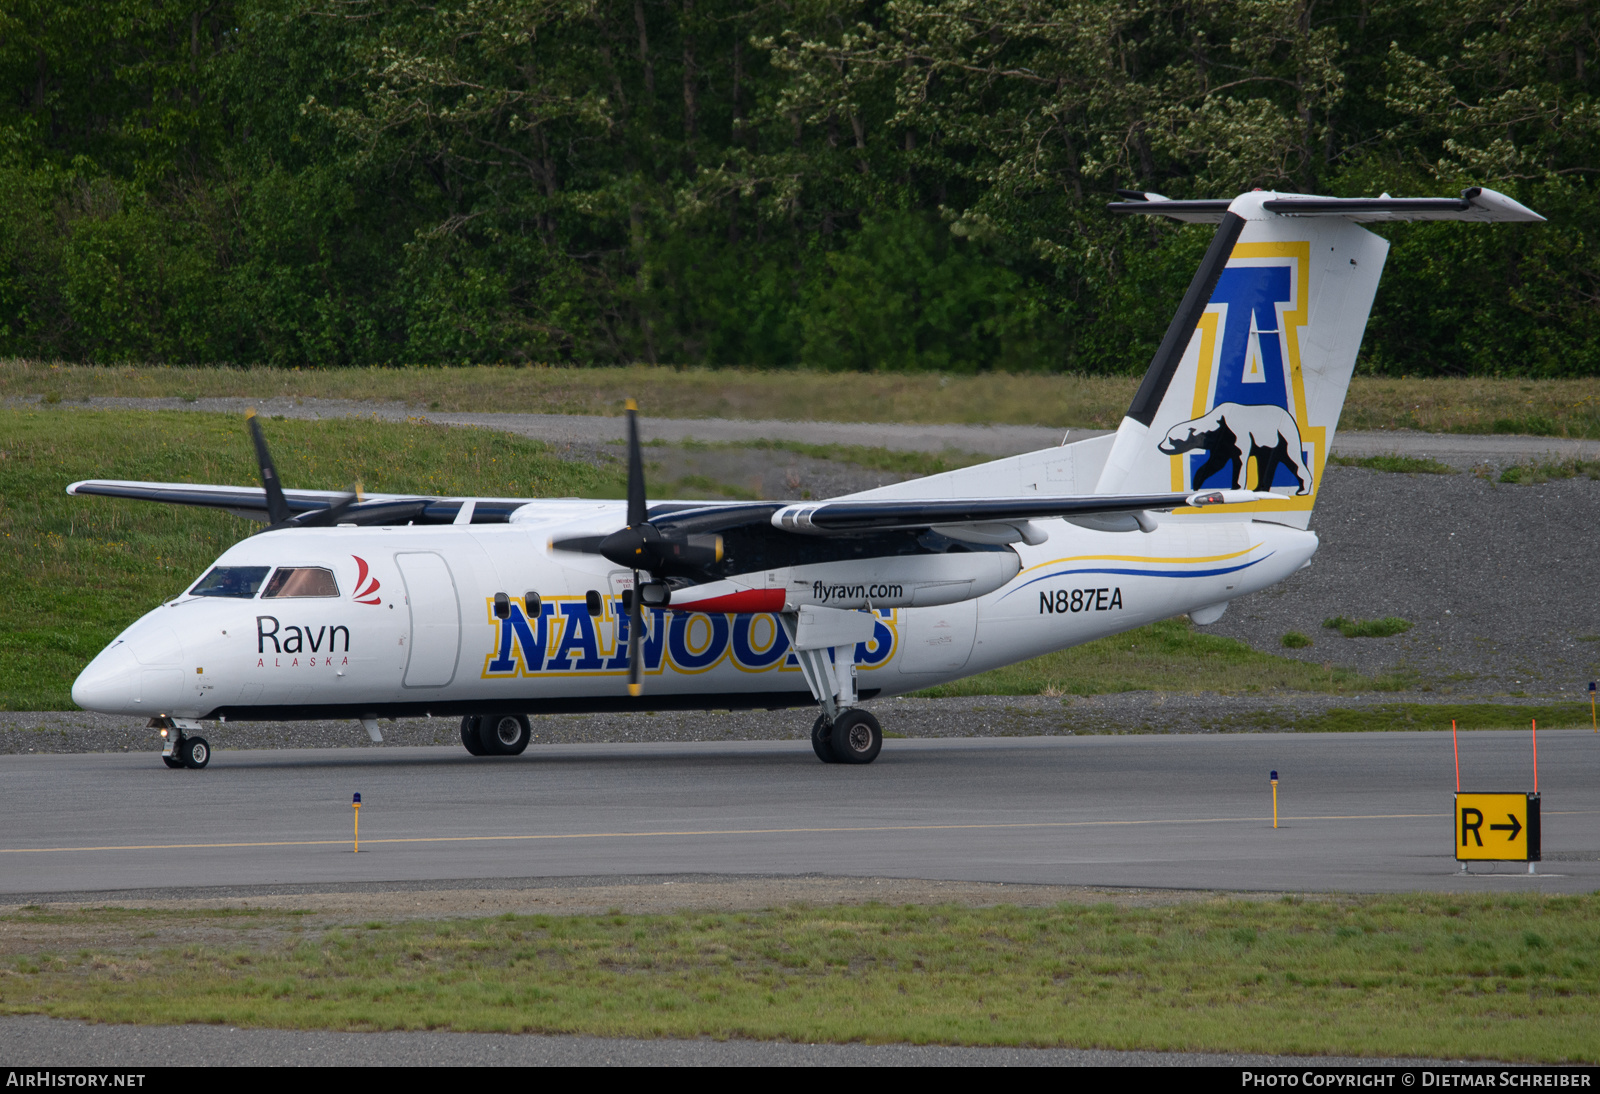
[811,709,883,765]
[459,714,532,757]
[153,717,210,769]
[783,608,885,766]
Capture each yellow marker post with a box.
[1270,770,1278,829]
[352,792,362,853]
[1590,682,1596,732]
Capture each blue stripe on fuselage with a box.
[998,554,1271,601]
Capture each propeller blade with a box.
[627,569,643,697]
[293,482,363,528]
[558,403,717,579]
[625,399,647,529]
[246,409,292,526]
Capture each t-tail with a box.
[1094,187,1543,528]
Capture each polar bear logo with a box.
[1158,402,1312,495]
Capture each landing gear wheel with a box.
[162,755,184,769]
[460,716,486,756]
[181,736,211,769]
[481,713,531,756]
[811,714,840,764]
[829,710,882,765]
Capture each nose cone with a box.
[72,640,142,714]
[72,622,190,715]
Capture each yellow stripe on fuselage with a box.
[1015,545,1260,578]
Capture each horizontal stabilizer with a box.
[1109,186,1543,224]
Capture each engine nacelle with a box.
[668,548,1020,613]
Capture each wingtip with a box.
[625,398,638,413]
[628,683,642,698]
[245,407,257,420]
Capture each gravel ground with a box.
[5,394,1071,456]
[18,390,1600,460]
[0,689,1569,756]
[1209,463,1600,697]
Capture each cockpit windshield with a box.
[189,565,272,599]
[262,566,340,598]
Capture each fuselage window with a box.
[189,566,272,599]
[262,566,341,599]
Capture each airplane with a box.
[66,186,1543,769]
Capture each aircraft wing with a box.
[766,489,1270,535]
[632,489,1273,545]
[65,480,532,525]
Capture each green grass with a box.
[1498,459,1600,484]
[1323,616,1415,639]
[662,473,762,501]
[914,618,1411,698]
[1329,454,1457,475]
[17,362,1600,437]
[0,409,627,709]
[1282,632,1313,649]
[1492,415,1559,436]
[1272,702,1594,733]
[3,897,1599,1060]
[667,436,990,477]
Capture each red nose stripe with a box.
[672,588,787,613]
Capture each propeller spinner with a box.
[550,400,722,697]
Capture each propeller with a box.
[550,400,722,696]
[246,408,292,526]
[296,481,364,527]
[246,409,363,529]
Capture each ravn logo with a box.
[352,555,381,605]
[1158,260,1314,496]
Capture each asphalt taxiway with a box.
[4,731,1596,900]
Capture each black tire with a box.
[162,754,184,769]
[460,716,486,756]
[481,713,531,756]
[181,736,211,769]
[811,714,840,763]
[829,710,882,765]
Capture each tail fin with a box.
[1094,187,1543,528]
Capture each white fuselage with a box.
[71,500,1317,721]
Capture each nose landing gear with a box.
[153,717,211,769]
[181,736,211,768]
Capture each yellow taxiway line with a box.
[2,810,1594,855]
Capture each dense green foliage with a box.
[0,0,1595,372]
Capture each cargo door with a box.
[898,600,977,674]
[396,552,461,687]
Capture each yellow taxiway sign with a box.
[1455,792,1540,862]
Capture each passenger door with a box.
[396,552,461,687]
